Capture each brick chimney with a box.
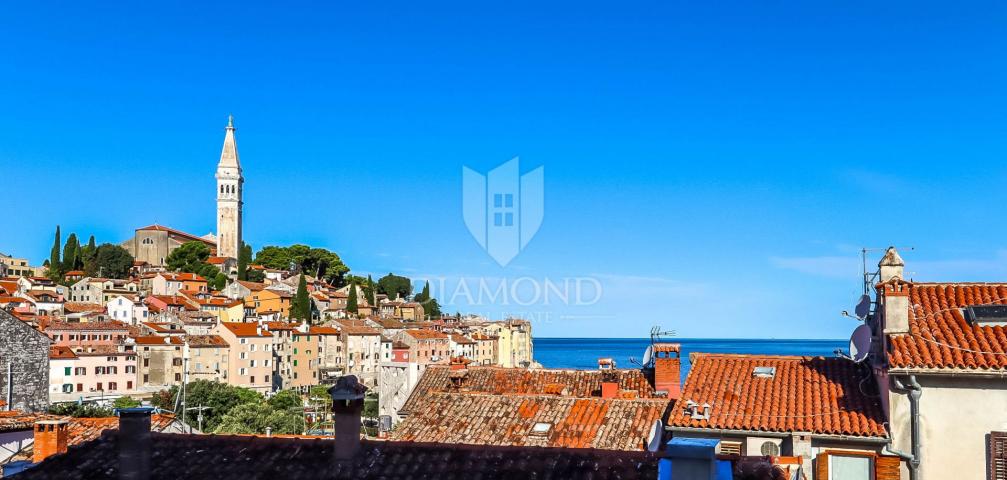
[601,382,618,399]
[329,375,367,461]
[878,246,905,283]
[881,281,910,334]
[118,407,153,480]
[33,419,69,463]
[653,343,681,400]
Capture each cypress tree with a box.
[347,280,358,315]
[48,225,61,279]
[238,243,252,281]
[292,274,310,320]
[62,233,79,272]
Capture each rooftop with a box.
[884,281,1007,371]
[668,353,887,438]
[16,431,658,479]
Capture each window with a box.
[991,432,1007,480]
[144,374,149,383]
[109,382,117,391]
[817,450,899,480]
[64,367,72,376]
[175,373,181,382]
[96,383,102,391]
[127,381,133,389]
[126,366,136,374]
[76,383,83,392]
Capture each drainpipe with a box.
[884,375,921,480]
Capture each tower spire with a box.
[218,115,240,169]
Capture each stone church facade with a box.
[0,310,50,412]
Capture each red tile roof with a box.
[136,224,216,247]
[403,329,448,340]
[16,431,658,479]
[132,336,185,346]
[393,393,669,450]
[308,326,340,336]
[668,354,887,438]
[45,321,129,331]
[49,346,77,359]
[401,366,662,414]
[219,322,272,338]
[884,281,1007,370]
[185,335,229,348]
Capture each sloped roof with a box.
[8,414,177,463]
[884,281,1007,370]
[219,322,271,338]
[49,346,77,359]
[15,431,658,479]
[136,225,216,246]
[668,354,887,438]
[393,393,668,451]
[185,335,229,348]
[401,366,661,414]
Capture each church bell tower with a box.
[216,115,243,259]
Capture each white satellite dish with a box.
[646,420,663,452]
[854,294,872,320]
[849,324,872,363]
[641,345,654,367]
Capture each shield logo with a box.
[462,157,544,266]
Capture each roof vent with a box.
[753,366,776,378]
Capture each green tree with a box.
[267,390,303,412]
[166,241,212,272]
[253,245,350,285]
[363,392,379,419]
[84,244,133,279]
[346,280,358,315]
[377,273,412,300]
[246,268,265,283]
[113,396,141,409]
[362,274,375,305]
[48,225,61,280]
[237,242,252,281]
[291,274,310,320]
[212,272,228,291]
[61,233,79,273]
[214,402,304,435]
[48,402,113,418]
[165,380,262,432]
[82,235,97,264]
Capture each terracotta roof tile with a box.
[668,354,887,438]
[401,366,661,414]
[885,281,1007,370]
[220,322,271,338]
[49,346,77,359]
[393,393,669,451]
[184,335,229,348]
[16,431,658,479]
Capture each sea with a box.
[535,338,847,378]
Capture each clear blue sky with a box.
[2,1,1007,339]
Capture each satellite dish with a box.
[854,294,872,320]
[646,420,663,452]
[849,324,872,363]
[641,345,654,367]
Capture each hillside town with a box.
[0,118,1004,480]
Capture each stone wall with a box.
[0,310,50,412]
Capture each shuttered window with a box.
[816,450,902,480]
[991,432,1007,480]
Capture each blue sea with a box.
[535,338,847,378]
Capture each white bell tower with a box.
[215,115,243,259]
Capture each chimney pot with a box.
[33,419,69,463]
[118,407,153,480]
[328,375,367,461]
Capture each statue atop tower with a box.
[216,114,243,259]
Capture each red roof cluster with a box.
[669,354,887,438]
[885,281,1007,370]
[394,393,669,450]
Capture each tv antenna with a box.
[631,326,678,369]
[860,246,914,295]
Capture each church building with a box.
[123,116,245,266]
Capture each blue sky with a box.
[2,1,1007,338]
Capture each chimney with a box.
[597,357,615,370]
[118,407,153,480]
[882,281,910,334]
[653,343,682,401]
[878,246,905,283]
[601,382,619,399]
[328,375,367,461]
[33,419,69,463]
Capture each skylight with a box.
[965,305,1007,326]
[752,366,776,378]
